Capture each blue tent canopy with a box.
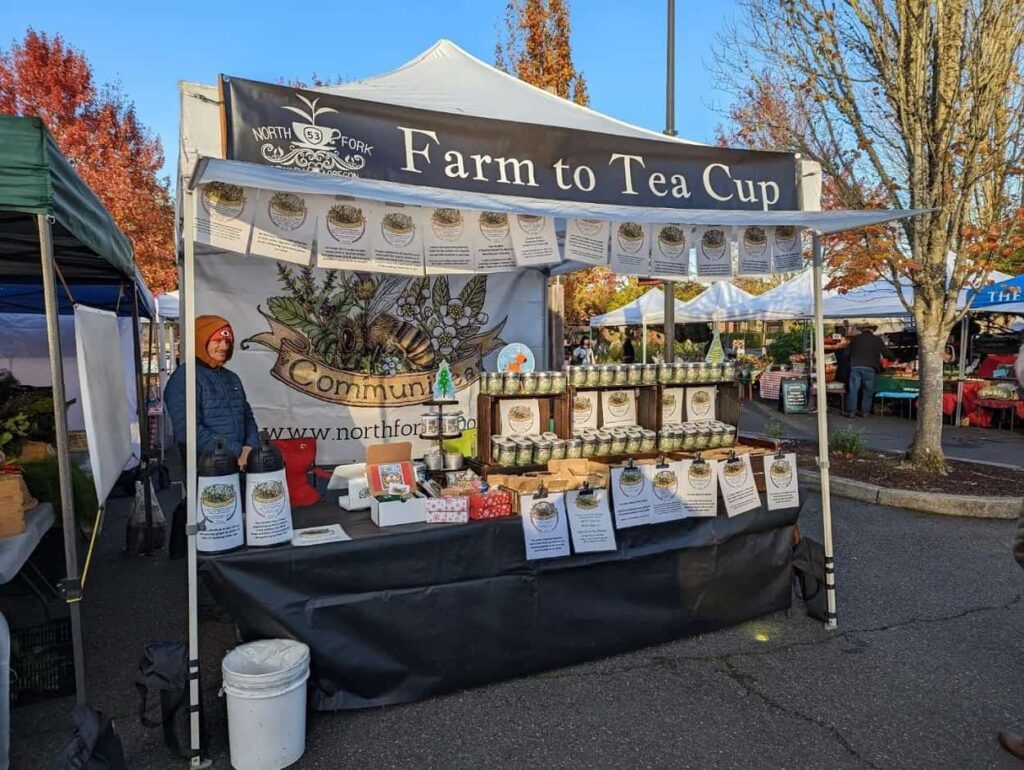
[971,274,1024,313]
[0,278,154,316]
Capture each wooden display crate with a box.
[475,393,570,464]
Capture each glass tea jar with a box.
[585,365,602,387]
[520,371,539,395]
[565,438,583,459]
[580,434,597,457]
[693,423,712,451]
[681,425,697,452]
[503,372,522,396]
[514,438,534,467]
[722,361,737,381]
[627,363,643,385]
[658,429,674,452]
[658,363,673,384]
[642,363,659,385]
[706,363,723,383]
[721,424,736,447]
[708,423,724,449]
[550,438,567,461]
[550,370,567,393]
[595,433,613,456]
[599,365,616,386]
[640,429,657,452]
[569,365,587,387]
[532,439,552,465]
[609,431,627,455]
[613,365,629,386]
[625,429,642,454]
[495,438,517,467]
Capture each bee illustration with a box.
[329,275,436,374]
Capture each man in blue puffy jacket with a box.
[164,314,259,468]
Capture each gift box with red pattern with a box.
[425,496,469,524]
[469,490,513,520]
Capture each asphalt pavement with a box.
[9,481,1024,769]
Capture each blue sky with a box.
[1,0,741,183]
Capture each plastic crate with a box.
[10,647,75,706]
[11,617,72,657]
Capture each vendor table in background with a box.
[973,398,1022,431]
[0,503,55,586]
[759,370,804,401]
[201,499,800,711]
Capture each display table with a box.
[0,503,54,585]
[200,498,800,711]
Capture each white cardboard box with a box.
[370,492,428,528]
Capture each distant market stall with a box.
[0,115,157,709]
[177,40,926,762]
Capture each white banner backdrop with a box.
[74,307,134,503]
[195,250,547,463]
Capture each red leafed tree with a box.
[0,30,176,293]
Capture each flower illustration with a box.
[474,311,489,325]
[379,355,402,376]
[431,317,459,357]
[440,299,471,327]
[397,293,419,320]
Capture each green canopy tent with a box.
[0,114,157,705]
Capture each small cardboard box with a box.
[425,495,469,524]
[370,492,428,527]
[488,474,572,514]
[547,459,611,490]
[366,442,426,527]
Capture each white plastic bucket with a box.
[221,639,310,770]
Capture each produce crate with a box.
[10,617,76,706]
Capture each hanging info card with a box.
[520,492,570,560]
[510,214,560,267]
[717,455,761,517]
[317,197,373,271]
[194,183,254,254]
[565,488,617,553]
[609,221,651,275]
[765,452,800,510]
[564,219,610,265]
[610,465,655,529]
[677,458,718,517]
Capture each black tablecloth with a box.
[200,498,799,710]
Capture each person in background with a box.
[622,328,637,364]
[164,314,259,468]
[572,336,596,365]
[845,323,891,417]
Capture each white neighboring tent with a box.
[674,281,754,322]
[589,287,689,327]
[715,270,819,321]
[156,291,179,320]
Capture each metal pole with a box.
[183,193,207,767]
[642,321,648,363]
[38,214,87,703]
[662,0,677,363]
[131,285,154,553]
[954,314,968,426]
[812,233,838,629]
[157,314,167,463]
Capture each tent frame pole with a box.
[664,282,676,362]
[812,233,838,629]
[38,214,87,703]
[642,321,647,363]
[157,313,167,464]
[954,314,968,426]
[131,284,154,553]
[183,193,208,767]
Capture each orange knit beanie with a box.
[195,315,233,368]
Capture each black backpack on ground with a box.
[792,537,828,622]
[47,705,126,770]
[134,642,203,759]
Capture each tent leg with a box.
[38,214,87,703]
[812,234,838,630]
[157,317,167,464]
[183,194,208,767]
[664,281,676,362]
[954,315,968,426]
[131,285,154,553]
[642,322,647,363]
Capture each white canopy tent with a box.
[674,281,754,322]
[178,39,929,763]
[589,287,691,362]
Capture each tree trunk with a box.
[907,313,948,473]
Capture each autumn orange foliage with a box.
[0,30,176,293]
